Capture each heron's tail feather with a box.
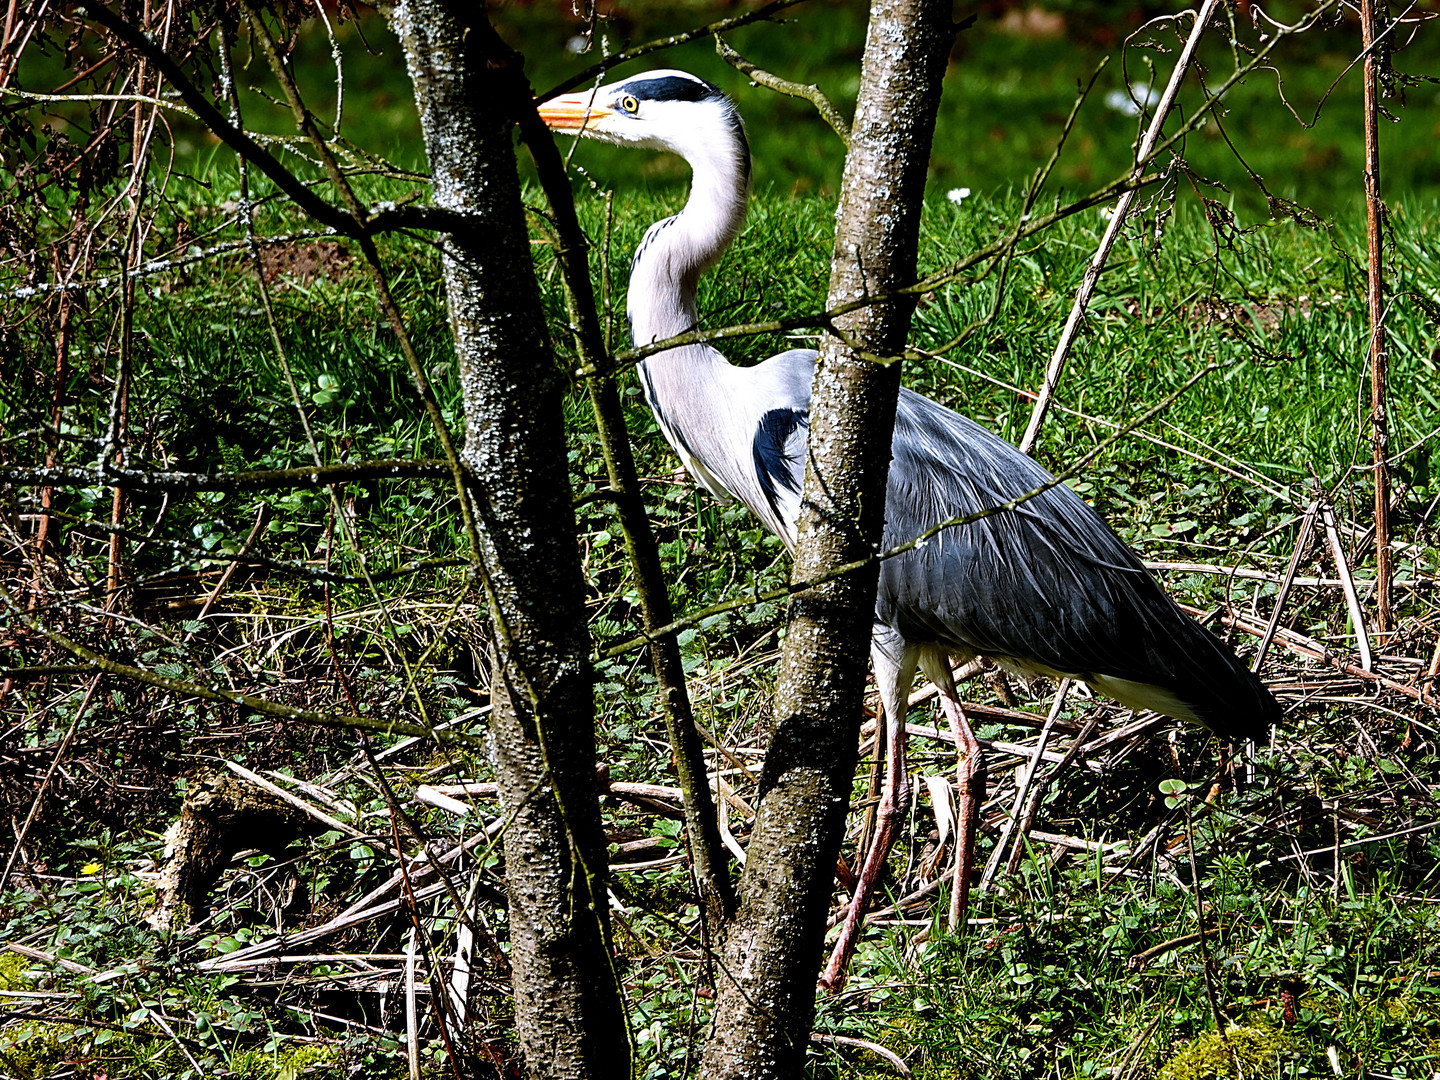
[1106,616,1280,743]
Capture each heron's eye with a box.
[619,95,640,114]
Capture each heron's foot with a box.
[821,860,879,993]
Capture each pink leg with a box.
[921,652,984,929]
[820,639,915,992]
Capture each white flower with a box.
[946,187,972,205]
[1104,84,1161,117]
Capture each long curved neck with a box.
[628,135,750,346]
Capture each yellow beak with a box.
[537,92,612,133]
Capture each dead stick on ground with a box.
[5,943,97,976]
[0,674,101,892]
[194,501,268,623]
[1254,499,1319,674]
[1320,500,1373,672]
[980,679,1069,889]
[404,926,421,1080]
[1128,931,1206,971]
[148,1007,207,1076]
[1423,634,1440,705]
[222,759,374,844]
[1015,715,1099,874]
[810,1033,911,1077]
[1361,0,1393,634]
[1208,608,1427,704]
[1019,0,1221,454]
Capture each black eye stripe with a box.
[621,75,722,104]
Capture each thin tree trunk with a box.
[1361,0,1392,633]
[699,1,953,1073]
[31,259,76,610]
[107,6,154,624]
[387,4,629,1076]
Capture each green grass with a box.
[14,172,1438,1078]
[809,794,1440,1078]
[503,1,1440,220]
[25,2,1435,214]
[5,6,1440,1075]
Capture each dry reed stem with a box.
[1018,0,1222,453]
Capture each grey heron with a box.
[540,70,1279,989]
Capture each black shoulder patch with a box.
[639,363,698,461]
[623,75,722,104]
[752,408,808,519]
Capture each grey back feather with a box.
[717,350,1276,737]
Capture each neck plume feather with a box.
[627,108,804,542]
[627,133,750,346]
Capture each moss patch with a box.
[0,1020,69,1079]
[0,952,30,991]
[1158,1024,1293,1080]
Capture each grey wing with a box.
[876,389,1276,738]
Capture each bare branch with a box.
[0,458,450,491]
[81,3,359,237]
[537,0,809,100]
[1017,0,1222,454]
[714,35,850,146]
[1,587,485,747]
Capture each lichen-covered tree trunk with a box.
[698,1,953,1074]
[386,4,628,1076]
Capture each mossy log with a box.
[151,773,323,932]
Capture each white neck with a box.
[627,136,749,346]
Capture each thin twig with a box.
[1180,795,1228,1036]
[0,458,452,492]
[0,586,484,747]
[194,502,268,623]
[0,676,100,892]
[1018,0,1222,454]
[979,680,1069,889]
[1361,0,1393,634]
[1254,500,1320,673]
[404,926,421,1080]
[1207,607,1425,705]
[1011,713,1098,875]
[1128,931,1206,971]
[810,1032,911,1077]
[714,35,850,145]
[537,0,809,100]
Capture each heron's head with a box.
[539,70,749,173]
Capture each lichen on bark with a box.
[387,4,629,1076]
[699,1,955,1075]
